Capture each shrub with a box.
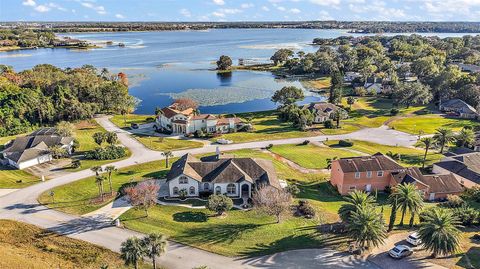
[178,189,188,200]
[85,145,127,160]
[384,186,392,194]
[390,108,400,116]
[145,117,155,122]
[301,140,310,145]
[266,144,274,150]
[207,194,233,216]
[462,187,480,202]
[339,139,354,147]
[442,195,465,208]
[324,119,334,129]
[285,185,300,197]
[453,205,479,226]
[297,200,316,219]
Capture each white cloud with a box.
[310,0,341,6]
[115,14,125,19]
[180,8,191,18]
[241,3,255,8]
[22,0,36,7]
[289,8,301,13]
[219,8,242,14]
[81,2,107,15]
[34,5,50,12]
[277,6,286,11]
[48,3,67,12]
[212,0,225,5]
[212,11,225,17]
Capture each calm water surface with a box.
[1,29,477,114]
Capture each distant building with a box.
[1,128,74,169]
[433,152,480,188]
[439,99,478,119]
[303,102,340,123]
[344,72,362,82]
[166,153,280,198]
[155,102,244,135]
[330,153,463,201]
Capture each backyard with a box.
[110,114,155,129]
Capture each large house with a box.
[165,153,281,199]
[439,99,478,119]
[303,102,339,123]
[433,152,480,188]
[330,153,463,201]
[155,103,243,135]
[1,128,74,169]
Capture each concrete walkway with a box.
[82,196,132,221]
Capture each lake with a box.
[0,29,477,114]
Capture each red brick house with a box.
[330,153,464,201]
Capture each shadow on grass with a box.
[297,182,345,203]
[175,223,266,245]
[173,211,208,222]
[143,170,168,178]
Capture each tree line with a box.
[0,64,137,136]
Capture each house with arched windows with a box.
[166,153,280,199]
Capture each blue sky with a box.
[1,0,479,22]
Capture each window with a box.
[204,183,210,190]
[227,184,236,195]
[189,186,195,195]
[349,186,356,190]
[366,171,372,178]
[179,176,188,184]
[173,187,179,195]
[377,171,384,177]
[354,172,361,178]
[215,186,221,195]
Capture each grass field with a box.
[110,114,155,128]
[388,114,479,134]
[134,136,204,151]
[0,219,150,269]
[269,144,361,169]
[38,159,172,215]
[323,140,443,166]
[0,165,40,188]
[300,77,331,90]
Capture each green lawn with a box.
[38,159,172,215]
[0,165,40,188]
[300,77,331,90]
[388,114,479,135]
[324,140,443,166]
[134,136,204,151]
[269,144,361,169]
[110,114,155,129]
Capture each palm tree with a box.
[347,96,356,109]
[141,233,168,269]
[386,151,400,161]
[95,175,106,201]
[456,128,475,148]
[120,237,145,269]
[347,206,387,254]
[105,165,117,196]
[394,183,424,227]
[91,166,103,176]
[418,208,461,258]
[387,193,398,232]
[162,151,174,168]
[420,137,434,168]
[333,108,349,128]
[326,156,338,170]
[338,190,376,223]
[433,128,454,153]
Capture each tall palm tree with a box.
[433,128,454,153]
[326,156,338,170]
[456,128,475,148]
[347,206,387,254]
[387,192,398,232]
[162,151,174,168]
[418,208,461,258]
[141,233,168,269]
[91,166,103,176]
[333,108,349,128]
[120,237,145,269]
[394,183,424,227]
[105,165,117,195]
[420,137,434,168]
[95,175,106,201]
[338,190,376,223]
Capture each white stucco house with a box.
[1,128,74,170]
[439,99,478,119]
[165,153,281,199]
[155,103,243,135]
[303,102,340,123]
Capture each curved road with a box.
[0,116,416,268]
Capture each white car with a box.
[406,232,422,246]
[217,139,233,145]
[389,245,413,259]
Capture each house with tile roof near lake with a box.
[330,153,463,201]
[155,102,244,135]
[1,128,74,170]
[165,153,280,199]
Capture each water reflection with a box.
[216,71,233,85]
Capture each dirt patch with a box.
[75,119,98,130]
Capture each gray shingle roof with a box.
[434,153,480,185]
[337,153,404,173]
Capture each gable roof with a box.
[434,153,480,184]
[422,174,464,194]
[166,154,280,188]
[161,106,195,119]
[336,153,404,173]
[440,99,477,113]
[304,102,339,116]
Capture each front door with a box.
[241,184,250,197]
[365,184,372,192]
[429,193,435,201]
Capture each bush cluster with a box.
[297,200,316,219]
[339,140,354,147]
[85,145,127,160]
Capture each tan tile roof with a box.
[337,153,404,173]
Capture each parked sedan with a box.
[406,232,422,246]
[388,245,413,259]
[217,139,233,145]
